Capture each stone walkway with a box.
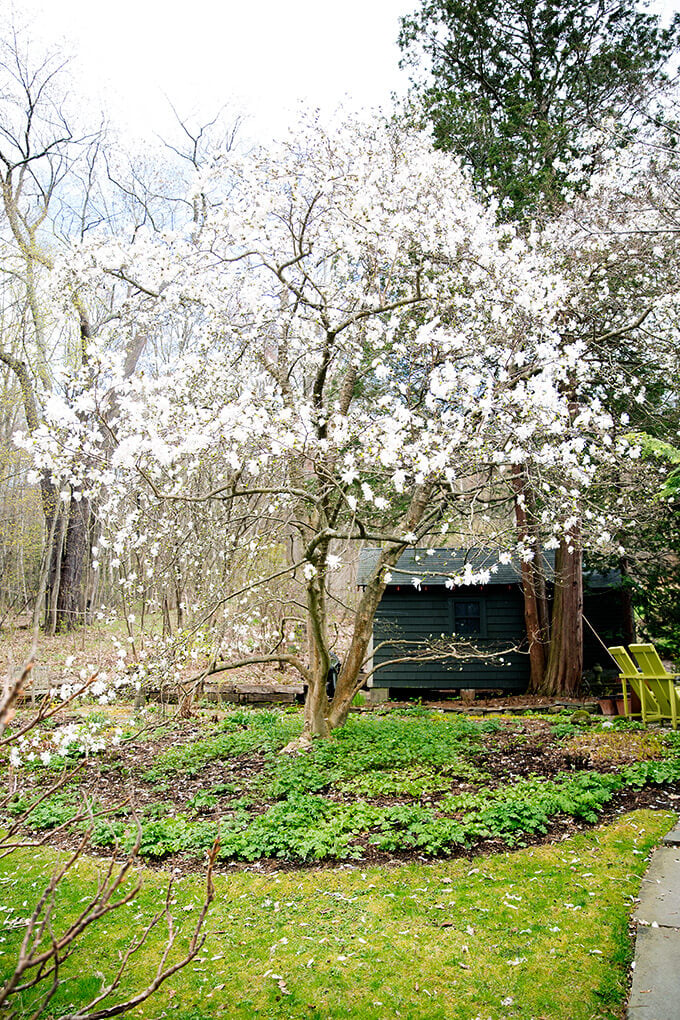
[628,820,680,1019]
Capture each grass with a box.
[0,809,673,1019]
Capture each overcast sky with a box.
[18,0,415,143]
[13,0,680,145]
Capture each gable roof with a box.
[356,547,620,590]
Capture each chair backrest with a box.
[645,678,675,714]
[608,646,640,677]
[629,644,680,724]
[629,643,674,679]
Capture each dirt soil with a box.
[6,712,680,876]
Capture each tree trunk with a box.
[327,589,379,731]
[45,509,67,635]
[301,552,333,739]
[162,596,173,638]
[327,483,435,731]
[304,680,331,738]
[541,532,583,697]
[1,353,91,632]
[44,495,91,633]
[295,482,434,740]
[54,497,90,630]
[512,466,548,690]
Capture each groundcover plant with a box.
[5,706,680,866]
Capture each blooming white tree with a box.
[529,128,680,687]
[22,113,624,737]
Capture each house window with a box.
[451,599,483,637]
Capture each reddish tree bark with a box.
[542,532,584,697]
[512,466,549,690]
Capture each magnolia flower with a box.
[393,470,406,493]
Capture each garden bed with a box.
[4,706,680,874]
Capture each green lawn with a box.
[0,809,674,1019]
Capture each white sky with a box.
[11,0,680,146]
[17,0,415,143]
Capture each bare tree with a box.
[0,662,216,1019]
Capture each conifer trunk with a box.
[512,466,548,690]
[541,532,583,697]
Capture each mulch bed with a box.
[6,711,680,877]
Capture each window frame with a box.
[448,596,487,639]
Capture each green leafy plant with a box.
[89,817,127,848]
[5,795,29,817]
[262,712,499,799]
[127,816,190,859]
[144,709,300,779]
[26,794,79,831]
[143,800,176,819]
[187,791,218,815]
[211,782,238,795]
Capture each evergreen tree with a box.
[399,0,680,218]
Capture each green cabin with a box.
[357,548,625,695]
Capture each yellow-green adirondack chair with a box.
[607,646,662,725]
[629,643,680,730]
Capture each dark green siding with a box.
[371,586,528,691]
[370,583,627,691]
